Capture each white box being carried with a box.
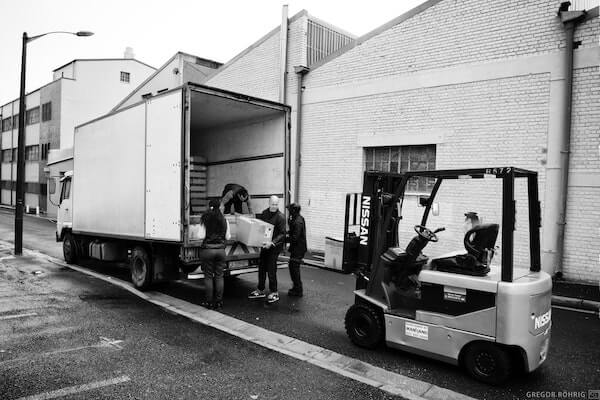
[56,83,291,290]
[236,216,274,247]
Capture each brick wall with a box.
[307,0,592,88]
[299,0,599,282]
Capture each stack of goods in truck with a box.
[190,156,208,214]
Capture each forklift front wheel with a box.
[463,341,512,385]
[345,303,384,349]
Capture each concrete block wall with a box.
[299,0,599,282]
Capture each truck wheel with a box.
[63,232,79,264]
[345,303,384,349]
[131,246,153,290]
[463,342,512,385]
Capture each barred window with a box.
[120,71,130,83]
[364,145,436,193]
[42,102,52,121]
[1,117,11,132]
[26,107,40,125]
[25,145,39,161]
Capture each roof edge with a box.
[52,58,156,72]
[203,9,309,82]
[308,0,444,72]
[110,52,181,112]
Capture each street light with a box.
[15,30,93,255]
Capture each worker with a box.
[286,203,307,297]
[248,195,286,304]
[220,183,253,215]
[464,211,480,233]
[198,199,231,310]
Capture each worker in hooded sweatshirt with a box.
[220,183,253,215]
[286,203,307,297]
[247,195,286,304]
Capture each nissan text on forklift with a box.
[341,167,552,384]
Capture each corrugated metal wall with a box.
[307,20,354,67]
[571,0,599,10]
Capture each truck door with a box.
[57,176,72,238]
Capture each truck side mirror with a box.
[432,202,440,216]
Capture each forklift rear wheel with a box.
[345,303,384,349]
[63,232,79,264]
[463,342,512,385]
[131,246,153,291]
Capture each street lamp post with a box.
[14,30,93,255]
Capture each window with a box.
[120,71,130,83]
[42,102,52,121]
[41,143,50,160]
[60,178,71,201]
[12,114,19,130]
[26,107,40,125]
[12,148,17,161]
[2,117,11,132]
[1,149,12,162]
[364,145,436,193]
[25,145,39,161]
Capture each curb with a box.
[551,295,600,313]
[0,204,56,222]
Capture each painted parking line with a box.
[15,375,130,400]
[12,242,476,400]
[0,312,38,321]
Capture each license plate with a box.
[229,260,250,269]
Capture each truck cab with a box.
[56,171,73,242]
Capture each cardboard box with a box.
[225,214,238,241]
[236,216,273,247]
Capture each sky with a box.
[0,0,427,106]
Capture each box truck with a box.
[55,83,291,289]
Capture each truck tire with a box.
[463,341,512,385]
[63,232,79,264]
[345,303,384,349]
[130,246,153,290]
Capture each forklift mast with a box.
[342,167,542,285]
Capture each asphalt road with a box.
[1,208,599,400]
[0,241,396,399]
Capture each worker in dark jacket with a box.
[248,195,286,304]
[286,203,307,297]
[198,199,231,310]
[220,183,253,214]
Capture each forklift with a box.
[342,167,551,384]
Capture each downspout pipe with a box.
[542,2,586,277]
[279,5,289,104]
[294,66,309,202]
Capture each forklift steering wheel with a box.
[414,225,439,242]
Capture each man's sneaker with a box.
[248,289,266,299]
[266,292,280,303]
[287,288,303,297]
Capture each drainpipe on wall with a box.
[294,65,309,203]
[279,5,289,104]
[542,2,586,277]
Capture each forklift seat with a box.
[430,223,499,276]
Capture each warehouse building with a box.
[0,55,156,216]
[204,1,599,283]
